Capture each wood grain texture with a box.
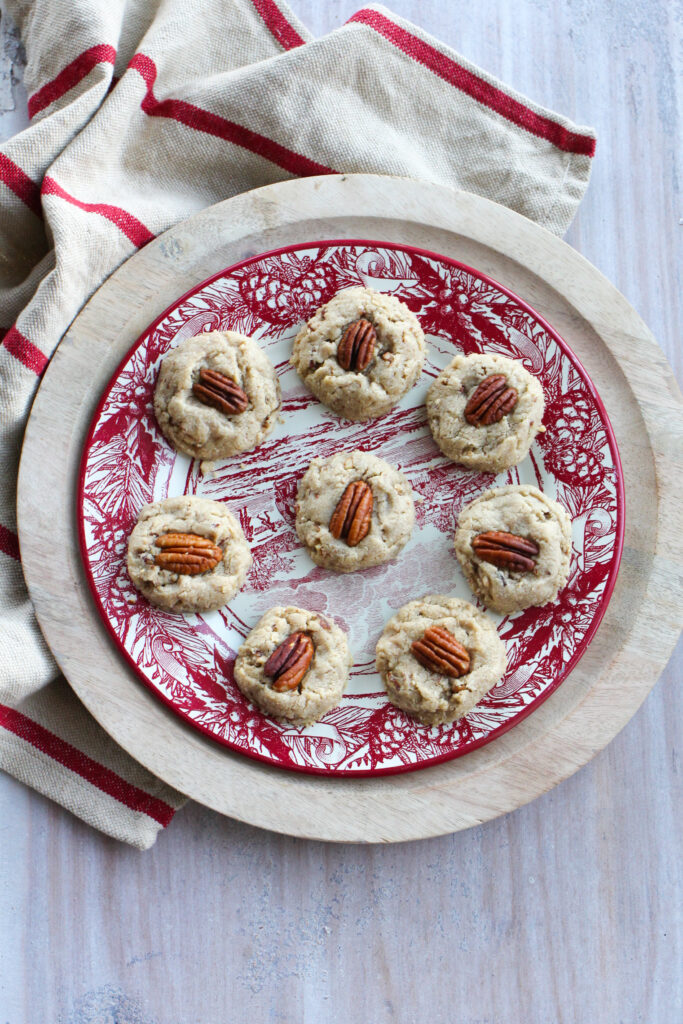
[1,2,681,1023]
[16,172,683,843]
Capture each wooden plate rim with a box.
[17,174,683,842]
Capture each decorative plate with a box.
[78,240,624,776]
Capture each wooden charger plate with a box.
[18,175,683,841]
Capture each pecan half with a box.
[472,530,539,573]
[411,626,470,678]
[464,374,518,426]
[328,480,373,546]
[264,631,314,692]
[154,532,223,575]
[337,318,376,372]
[192,368,249,415]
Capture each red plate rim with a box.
[77,238,626,777]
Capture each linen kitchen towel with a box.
[0,0,596,847]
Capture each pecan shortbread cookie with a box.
[295,450,415,573]
[426,352,544,471]
[375,595,506,726]
[291,287,426,420]
[127,495,251,613]
[234,606,352,727]
[454,484,572,614]
[154,331,281,460]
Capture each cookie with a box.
[454,484,572,614]
[375,595,507,726]
[295,450,415,573]
[426,352,544,471]
[126,495,251,613]
[154,330,280,460]
[233,606,352,727]
[290,287,426,420]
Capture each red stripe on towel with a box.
[2,326,48,375]
[250,0,306,49]
[41,176,155,247]
[129,53,334,177]
[28,43,117,118]
[0,154,42,216]
[0,705,177,826]
[0,525,20,561]
[347,9,596,157]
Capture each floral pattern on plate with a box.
[78,241,624,776]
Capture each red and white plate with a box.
[78,240,624,776]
